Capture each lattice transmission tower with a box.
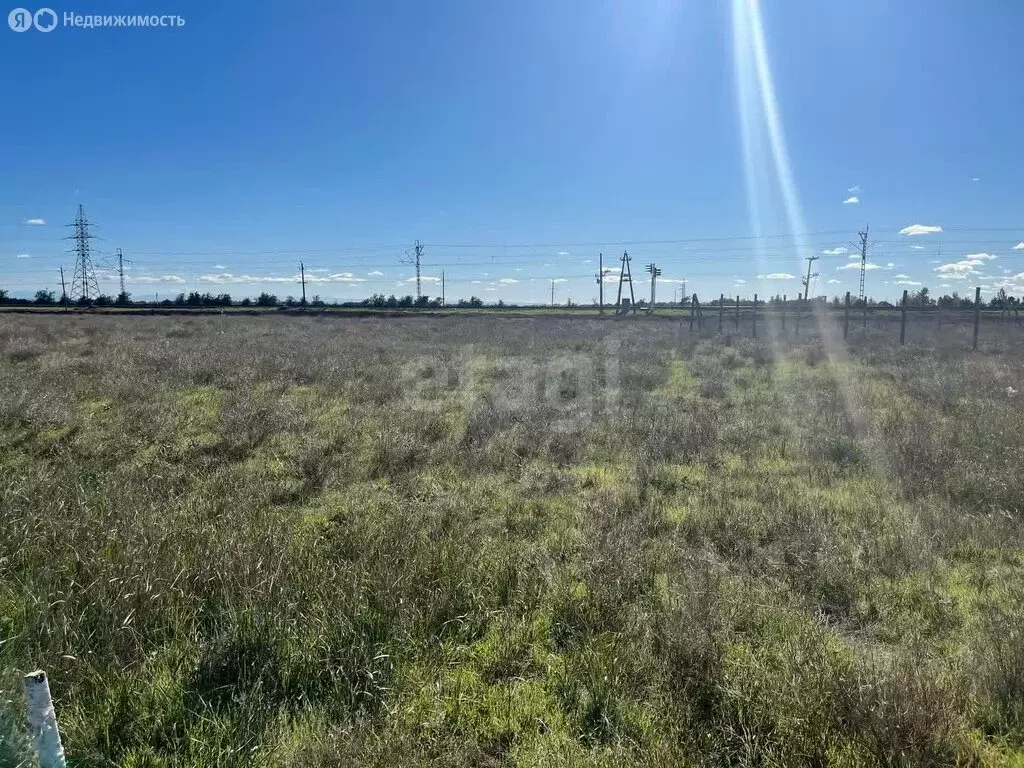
[66,205,99,301]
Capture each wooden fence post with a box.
[844,291,850,340]
[689,294,695,332]
[735,295,740,330]
[752,294,758,338]
[900,290,908,345]
[694,294,701,330]
[973,287,981,349]
[719,294,724,332]
[24,671,66,768]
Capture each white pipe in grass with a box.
[22,670,66,768]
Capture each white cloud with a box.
[514,267,523,272]
[964,252,996,261]
[842,196,860,205]
[894,280,922,286]
[848,254,862,260]
[200,272,364,284]
[827,279,841,284]
[911,245,925,250]
[734,279,747,285]
[1013,242,1024,250]
[368,270,384,276]
[552,278,568,284]
[837,262,884,271]
[129,275,185,284]
[404,275,441,284]
[940,284,952,289]
[23,218,45,225]
[933,257,990,280]
[499,278,519,284]
[899,224,943,236]
[894,274,910,279]
[757,273,796,280]
[212,264,228,270]
[471,280,482,284]
[15,253,30,259]
[822,247,848,255]
[556,251,569,256]
[847,185,861,194]
[971,177,979,182]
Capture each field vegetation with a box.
[2,313,1023,766]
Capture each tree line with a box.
[0,288,489,309]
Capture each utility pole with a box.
[65,205,98,302]
[858,225,869,301]
[645,263,662,313]
[802,255,819,304]
[116,249,126,296]
[615,250,636,313]
[596,252,604,314]
[300,261,307,306]
[401,240,424,300]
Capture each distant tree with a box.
[0,288,8,302]
[173,292,187,306]
[398,295,414,308]
[215,293,232,307]
[185,291,203,306]
[990,288,1009,309]
[34,289,55,305]
[240,297,252,307]
[414,295,430,307]
[160,298,174,307]
[457,296,483,308]
[256,292,278,307]
[497,299,505,308]
[429,296,442,307]
[94,294,113,307]
[115,291,132,306]
[284,295,299,307]
[908,286,933,306]
[310,295,325,307]
[385,294,399,308]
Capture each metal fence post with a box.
[844,291,850,339]
[900,290,908,345]
[23,671,66,768]
[973,286,981,349]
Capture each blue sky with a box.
[3,0,1024,303]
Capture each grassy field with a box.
[2,313,1023,766]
